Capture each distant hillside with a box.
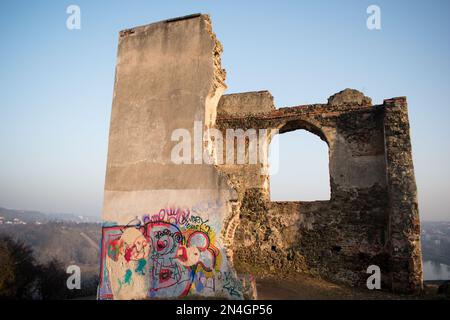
[0,206,101,224]
[0,207,102,277]
[0,208,448,281]
[0,221,101,278]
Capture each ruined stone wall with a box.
[99,14,246,300]
[383,97,422,293]
[99,13,422,298]
[216,89,423,293]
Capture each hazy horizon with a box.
[1,1,450,221]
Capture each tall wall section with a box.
[99,14,244,300]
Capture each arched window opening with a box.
[269,129,330,201]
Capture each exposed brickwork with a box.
[101,14,422,299]
[216,89,423,293]
[383,97,423,293]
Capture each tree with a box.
[0,235,99,300]
[0,236,39,299]
[36,258,68,300]
[0,241,16,298]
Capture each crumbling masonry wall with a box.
[99,14,423,299]
[216,89,422,293]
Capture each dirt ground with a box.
[255,274,448,300]
[78,274,448,300]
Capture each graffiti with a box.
[219,271,243,298]
[143,208,190,225]
[194,271,216,294]
[147,221,218,298]
[98,226,150,299]
[185,215,212,234]
[98,207,243,300]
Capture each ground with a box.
[79,274,447,300]
[256,274,448,300]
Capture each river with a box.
[423,260,450,280]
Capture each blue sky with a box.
[0,0,449,220]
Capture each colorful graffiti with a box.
[98,207,243,300]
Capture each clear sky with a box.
[0,0,449,221]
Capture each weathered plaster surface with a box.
[99,14,422,299]
[99,14,246,300]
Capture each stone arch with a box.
[278,118,329,145]
[270,117,331,201]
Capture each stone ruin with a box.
[98,14,422,300]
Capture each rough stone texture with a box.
[383,97,422,293]
[216,91,423,294]
[217,91,275,117]
[328,88,372,107]
[99,14,423,298]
